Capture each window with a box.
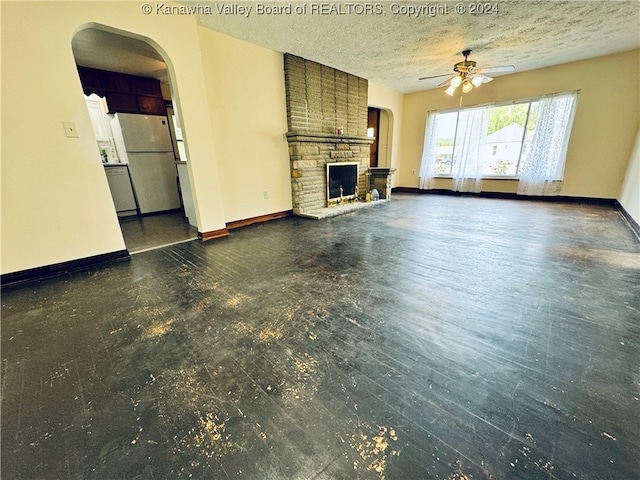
[419,91,578,195]
[425,100,539,178]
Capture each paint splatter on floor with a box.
[232,321,253,336]
[258,326,283,342]
[601,431,617,441]
[142,319,175,339]
[444,460,475,480]
[232,320,283,343]
[280,353,320,403]
[292,353,318,378]
[225,293,252,308]
[349,424,399,479]
[188,412,237,460]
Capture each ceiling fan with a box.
[419,49,515,95]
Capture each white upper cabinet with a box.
[85,93,112,142]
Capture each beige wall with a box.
[398,50,640,198]
[196,28,292,222]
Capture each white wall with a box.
[398,50,640,198]
[1,1,227,274]
[618,130,640,225]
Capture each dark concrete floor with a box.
[2,193,639,480]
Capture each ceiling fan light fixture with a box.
[450,75,463,88]
[422,50,513,97]
[471,75,484,88]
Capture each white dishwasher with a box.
[104,164,138,216]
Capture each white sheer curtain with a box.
[517,91,578,196]
[450,107,488,192]
[418,112,440,190]
[419,107,488,192]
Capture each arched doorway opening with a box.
[72,25,197,253]
[367,106,394,168]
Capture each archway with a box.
[71,24,198,253]
[368,106,394,168]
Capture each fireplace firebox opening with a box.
[327,162,359,206]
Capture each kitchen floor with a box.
[2,193,639,479]
[119,211,198,253]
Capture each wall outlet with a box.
[263,190,269,199]
[63,121,79,138]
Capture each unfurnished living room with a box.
[1,1,639,479]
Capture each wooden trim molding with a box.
[1,250,130,290]
[198,228,230,242]
[226,210,293,230]
[198,211,292,241]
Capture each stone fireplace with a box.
[284,54,374,218]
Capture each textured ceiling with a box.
[72,1,639,94]
[197,0,640,93]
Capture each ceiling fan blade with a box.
[418,73,453,81]
[475,65,515,74]
[437,76,455,87]
[471,74,493,84]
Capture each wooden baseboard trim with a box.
[226,210,293,230]
[615,201,640,241]
[198,211,293,242]
[1,250,130,290]
[392,187,617,206]
[198,228,230,242]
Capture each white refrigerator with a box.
[111,113,181,214]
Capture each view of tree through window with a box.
[432,101,540,177]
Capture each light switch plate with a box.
[63,121,79,138]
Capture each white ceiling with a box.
[72,28,170,82]
[72,1,640,94]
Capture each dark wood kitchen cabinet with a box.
[136,95,166,115]
[77,66,166,116]
[104,92,139,114]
